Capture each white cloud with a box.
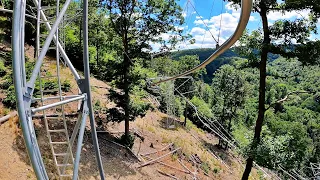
[150,1,255,51]
[188,2,255,49]
[190,27,206,35]
[182,12,187,18]
[267,10,310,21]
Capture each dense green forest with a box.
[171,48,280,83]
[1,0,320,179]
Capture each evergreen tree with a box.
[102,0,185,140]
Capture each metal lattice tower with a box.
[164,80,176,129]
[311,163,320,180]
[12,0,105,179]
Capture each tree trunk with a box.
[242,4,270,180]
[184,103,187,127]
[96,28,99,69]
[123,32,130,138]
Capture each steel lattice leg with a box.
[12,0,105,179]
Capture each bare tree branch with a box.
[266,91,314,110]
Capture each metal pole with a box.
[12,0,48,179]
[72,101,88,180]
[31,94,86,113]
[32,0,81,81]
[28,0,74,88]
[83,0,105,178]
[20,0,27,87]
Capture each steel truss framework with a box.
[311,163,320,179]
[12,0,105,179]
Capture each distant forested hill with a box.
[171,48,279,83]
[171,48,237,83]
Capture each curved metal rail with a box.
[153,0,253,85]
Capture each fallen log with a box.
[157,169,179,180]
[138,147,181,168]
[178,159,197,180]
[178,159,192,174]
[143,156,189,174]
[0,111,17,124]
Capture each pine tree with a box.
[102,0,185,141]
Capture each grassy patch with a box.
[201,161,210,174]
[213,166,220,174]
[146,126,156,133]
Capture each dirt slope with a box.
[0,115,36,180]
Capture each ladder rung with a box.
[60,174,73,177]
[54,153,68,156]
[46,117,63,120]
[39,20,53,24]
[48,129,66,133]
[39,34,49,37]
[51,141,68,145]
[57,163,73,167]
[39,6,57,11]
[39,47,56,50]
[40,75,58,79]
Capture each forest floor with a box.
[0,43,271,180]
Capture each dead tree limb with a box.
[266,91,314,110]
[0,111,17,124]
[138,147,181,168]
[157,169,179,180]
[144,156,190,174]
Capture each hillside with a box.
[0,42,269,180]
[171,48,238,83]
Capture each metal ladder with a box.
[35,0,75,178]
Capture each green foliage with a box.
[2,85,16,109]
[116,133,135,149]
[61,80,71,92]
[102,0,187,139]
[212,64,246,134]
[94,100,102,111]
[43,80,58,90]
[186,96,213,126]
[225,57,320,177]
[0,60,6,77]
[213,167,220,174]
[0,72,12,89]
[201,161,210,174]
[171,48,241,83]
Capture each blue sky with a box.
[152,0,319,51]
